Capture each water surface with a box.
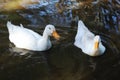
[0,0,120,80]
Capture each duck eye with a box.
[49,27,51,30]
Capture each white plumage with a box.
[74,20,106,56]
[7,21,60,51]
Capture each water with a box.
[0,0,120,80]
[21,0,59,9]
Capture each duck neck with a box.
[42,30,49,40]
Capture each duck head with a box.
[90,35,106,56]
[89,35,101,56]
[44,25,60,40]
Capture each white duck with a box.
[7,21,60,51]
[74,20,106,56]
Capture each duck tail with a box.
[78,20,86,28]
[78,20,89,31]
[7,21,12,27]
[77,20,84,33]
[7,21,15,33]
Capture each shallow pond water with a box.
[0,20,120,80]
[0,1,120,80]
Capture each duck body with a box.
[74,20,106,56]
[7,21,60,51]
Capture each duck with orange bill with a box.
[74,20,106,56]
[7,21,60,51]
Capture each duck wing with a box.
[7,21,42,39]
[75,20,94,41]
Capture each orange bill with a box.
[52,31,60,40]
[94,41,99,49]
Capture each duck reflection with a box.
[9,43,32,56]
[0,43,50,80]
[8,42,49,63]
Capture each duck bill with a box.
[94,41,99,49]
[52,31,60,40]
